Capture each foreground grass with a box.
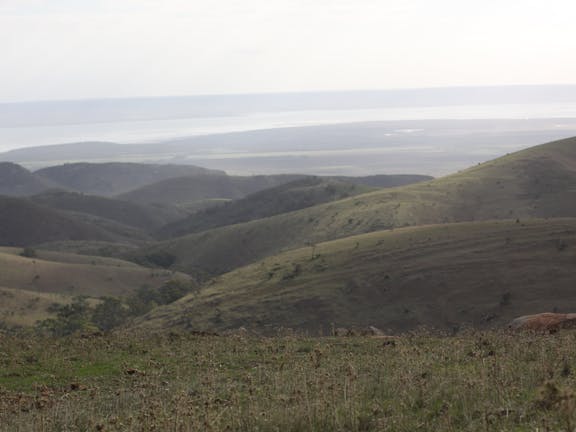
[1,331,576,431]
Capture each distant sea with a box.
[3,102,576,152]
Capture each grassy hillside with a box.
[33,240,139,259]
[0,287,83,328]
[35,162,224,196]
[158,177,375,238]
[146,136,576,276]
[0,162,56,196]
[30,190,186,231]
[0,247,193,299]
[118,173,307,206]
[0,246,195,328]
[136,218,576,333]
[329,174,433,188]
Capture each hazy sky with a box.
[1,0,576,102]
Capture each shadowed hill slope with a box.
[35,162,223,196]
[118,174,307,206]
[142,136,576,277]
[30,190,186,231]
[0,196,149,246]
[0,196,118,246]
[157,177,376,238]
[0,162,56,196]
[136,218,576,333]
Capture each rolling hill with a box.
[0,246,195,327]
[118,174,307,206]
[157,177,376,238]
[0,196,150,246]
[0,287,79,328]
[140,136,576,277]
[30,190,186,231]
[0,246,192,298]
[0,162,55,196]
[135,218,576,333]
[35,162,224,196]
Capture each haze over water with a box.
[3,101,576,152]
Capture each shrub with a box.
[20,247,37,258]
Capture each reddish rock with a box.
[509,313,576,332]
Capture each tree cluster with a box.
[37,279,197,336]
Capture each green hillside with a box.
[136,218,576,333]
[329,174,433,188]
[158,177,375,238]
[145,136,576,277]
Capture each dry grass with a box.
[137,218,576,334]
[0,288,73,327]
[1,330,576,431]
[0,248,196,329]
[0,248,194,298]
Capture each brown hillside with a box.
[0,247,194,298]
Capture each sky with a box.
[1,0,576,102]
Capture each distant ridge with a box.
[30,190,186,231]
[118,174,308,206]
[3,85,576,127]
[0,162,56,196]
[35,162,224,196]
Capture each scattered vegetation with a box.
[137,218,576,333]
[36,279,198,335]
[2,331,576,431]
[19,247,37,258]
[144,136,576,278]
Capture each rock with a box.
[509,313,576,332]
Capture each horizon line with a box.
[3,83,576,105]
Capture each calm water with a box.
[3,102,576,152]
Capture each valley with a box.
[1,135,576,334]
